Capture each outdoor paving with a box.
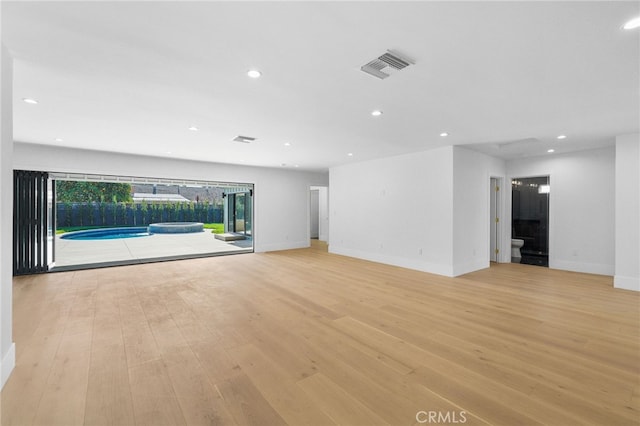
[54,230,252,268]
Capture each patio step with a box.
[214,233,247,242]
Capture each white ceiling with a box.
[2,1,639,171]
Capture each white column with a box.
[0,43,16,388]
[615,133,640,291]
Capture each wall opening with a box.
[310,186,328,243]
[511,176,550,267]
[46,172,254,271]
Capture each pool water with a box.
[61,227,151,241]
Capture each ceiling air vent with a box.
[361,50,414,80]
[232,135,256,143]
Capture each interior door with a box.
[490,178,499,262]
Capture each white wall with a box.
[452,147,506,276]
[507,146,615,276]
[0,44,16,389]
[13,142,328,253]
[330,146,455,276]
[615,133,639,291]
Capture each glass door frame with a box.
[224,188,253,237]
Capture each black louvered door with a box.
[13,170,52,275]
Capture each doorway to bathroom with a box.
[511,176,550,267]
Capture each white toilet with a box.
[511,239,524,263]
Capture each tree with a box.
[56,181,132,203]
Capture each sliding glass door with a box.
[48,173,253,271]
[225,190,252,236]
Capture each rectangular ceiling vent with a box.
[361,50,414,80]
[233,135,256,143]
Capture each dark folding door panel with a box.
[13,170,50,275]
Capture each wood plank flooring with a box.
[2,241,639,425]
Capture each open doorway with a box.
[310,186,328,242]
[511,176,550,266]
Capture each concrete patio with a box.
[53,230,252,269]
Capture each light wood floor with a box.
[2,241,639,426]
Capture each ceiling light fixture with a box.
[188,126,199,131]
[347,153,354,157]
[371,110,383,117]
[440,132,449,137]
[55,138,63,142]
[247,69,262,78]
[556,135,567,140]
[547,149,555,153]
[623,16,640,30]
[284,142,291,147]
[22,98,38,104]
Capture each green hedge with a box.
[56,202,223,228]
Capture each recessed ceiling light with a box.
[294,165,299,168]
[623,16,640,30]
[22,98,38,104]
[347,153,354,157]
[556,135,567,140]
[188,126,199,131]
[284,142,291,147]
[247,69,262,78]
[440,132,449,137]
[371,110,383,117]
[55,138,63,142]
[547,149,555,153]
[166,151,172,154]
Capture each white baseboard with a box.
[614,275,640,292]
[1,342,15,389]
[452,259,489,277]
[255,240,309,253]
[329,246,454,277]
[550,259,615,276]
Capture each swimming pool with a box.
[61,227,151,240]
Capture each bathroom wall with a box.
[452,146,507,275]
[13,142,329,253]
[507,146,615,275]
[330,145,507,277]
